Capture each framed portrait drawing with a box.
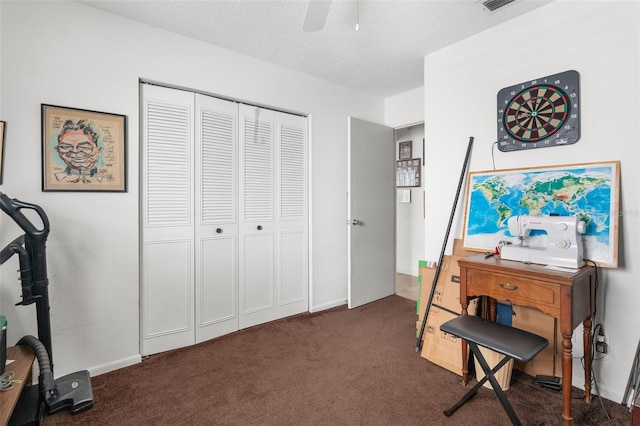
[0,121,5,185]
[42,104,127,192]
[399,141,412,160]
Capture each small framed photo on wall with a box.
[41,104,127,192]
[396,158,421,188]
[399,140,412,159]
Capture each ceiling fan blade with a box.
[302,0,331,32]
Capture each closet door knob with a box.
[257,225,263,230]
[216,228,222,234]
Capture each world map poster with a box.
[462,161,620,267]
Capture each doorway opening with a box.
[394,122,425,301]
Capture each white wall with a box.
[424,0,639,403]
[385,86,424,129]
[0,1,384,377]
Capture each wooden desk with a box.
[458,254,595,426]
[1,346,35,424]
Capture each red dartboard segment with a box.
[503,85,570,142]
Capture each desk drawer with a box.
[466,270,559,307]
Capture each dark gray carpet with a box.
[43,295,630,425]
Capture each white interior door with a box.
[348,117,396,308]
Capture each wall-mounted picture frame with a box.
[399,140,412,159]
[396,158,421,188]
[0,121,5,185]
[42,104,127,192]
[397,189,411,203]
[462,160,620,268]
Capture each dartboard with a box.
[497,70,580,152]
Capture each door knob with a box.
[216,228,222,234]
[257,225,263,230]
[347,219,362,226]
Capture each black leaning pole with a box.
[415,136,474,352]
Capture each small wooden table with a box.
[458,254,596,426]
[0,346,35,424]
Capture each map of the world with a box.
[463,161,619,267]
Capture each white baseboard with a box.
[310,298,347,313]
[88,354,142,377]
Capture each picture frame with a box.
[462,161,620,268]
[42,104,127,192]
[397,189,411,203]
[399,141,412,160]
[0,121,5,185]
[396,158,421,188]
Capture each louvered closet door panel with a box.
[241,107,274,223]
[275,113,308,317]
[141,84,195,356]
[238,105,276,328]
[238,105,308,329]
[194,94,239,343]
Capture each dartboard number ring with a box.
[497,70,580,152]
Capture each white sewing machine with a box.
[500,215,586,269]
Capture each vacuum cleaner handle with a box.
[1,192,54,366]
[0,192,50,239]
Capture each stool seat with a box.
[440,315,548,362]
[440,314,549,426]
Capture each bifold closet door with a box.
[194,93,239,343]
[141,86,240,355]
[141,84,195,356]
[142,84,308,355]
[238,105,308,329]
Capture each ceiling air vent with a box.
[481,0,516,12]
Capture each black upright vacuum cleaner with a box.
[0,192,93,424]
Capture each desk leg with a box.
[583,317,593,403]
[562,332,573,425]
[461,300,469,385]
[488,297,497,321]
[461,339,469,385]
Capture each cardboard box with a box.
[475,345,514,391]
[436,238,477,312]
[434,255,466,312]
[420,306,466,375]
[417,239,477,334]
[417,262,437,325]
[512,305,557,377]
[416,239,478,363]
[418,255,468,317]
[417,259,461,337]
[453,238,478,258]
[419,300,478,376]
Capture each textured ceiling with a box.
[77,0,553,98]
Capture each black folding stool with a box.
[440,315,549,426]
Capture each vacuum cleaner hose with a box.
[17,335,56,396]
